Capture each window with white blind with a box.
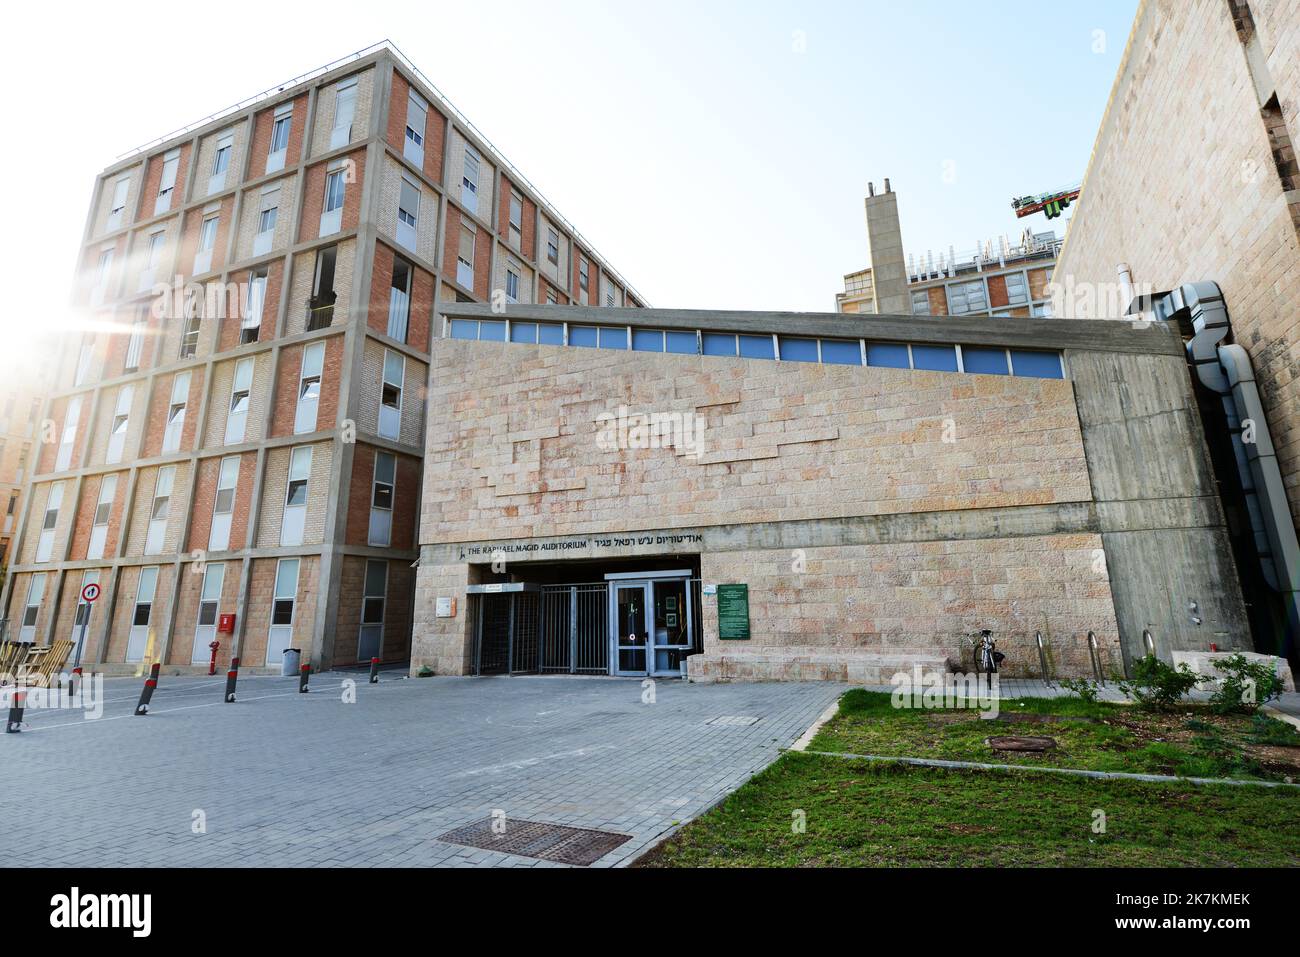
[243,268,267,344]
[87,474,117,561]
[20,572,46,641]
[404,91,427,166]
[179,301,201,359]
[145,466,175,555]
[388,259,411,343]
[368,451,395,547]
[280,447,312,547]
[457,223,475,289]
[35,483,64,563]
[162,372,191,453]
[378,350,404,441]
[91,246,114,305]
[209,456,240,551]
[107,176,130,230]
[267,102,292,173]
[509,191,523,249]
[106,385,133,465]
[225,358,254,444]
[330,78,358,150]
[55,395,82,472]
[254,185,279,256]
[461,146,480,214]
[209,131,234,195]
[194,211,219,275]
[138,231,166,292]
[397,177,420,252]
[124,315,147,372]
[294,342,325,435]
[320,163,346,237]
[155,149,180,215]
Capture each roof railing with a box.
[112,39,647,307]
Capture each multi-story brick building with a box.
[836,181,1060,320]
[1,42,644,672]
[0,359,47,581]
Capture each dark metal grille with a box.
[510,593,539,674]
[437,817,632,866]
[476,595,510,675]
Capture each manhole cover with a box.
[707,715,761,727]
[985,735,1058,752]
[437,818,632,866]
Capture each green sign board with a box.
[716,584,751,641]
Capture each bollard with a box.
[299,662,311,694]
[70,666,83,698]
[1035,632,1053,687]
[1088,632,1106,686]
[224,657,240,703]
[134,663,161,716]
[6,689,24,733]
[369,657,380,684]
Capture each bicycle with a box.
[964,629,1006,675]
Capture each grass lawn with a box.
[807,690,1300,782]
[636,752,1300,867]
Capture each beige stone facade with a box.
[413,304,1247,682]
[1054,0,1300,530]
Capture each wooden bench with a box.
[0,640,30,685]
[16,640,74,688]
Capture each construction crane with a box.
[1011,183,1082,220]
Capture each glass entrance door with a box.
[611,583,651,675]
[649,578,692,676]
[608,576,694,677]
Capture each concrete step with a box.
[688,648,952,684]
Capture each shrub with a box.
[1059,677,1100,703]
[1209,654,1286,715]
[1118,655,1203,710]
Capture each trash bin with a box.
[281,648,301,677]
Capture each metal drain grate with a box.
[437,818,633,866]
[707,715,761,727]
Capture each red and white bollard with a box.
[369,658,380,684]
[224,657,240,703]
[134,662,161,716]
[298,662,311,694]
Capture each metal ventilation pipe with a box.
[1117,263,1134,314]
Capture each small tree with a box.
[1210,654,1286,715]
[1119,655,1203,710]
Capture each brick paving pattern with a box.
[3,672,843,867]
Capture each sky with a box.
[0,0,1138,360]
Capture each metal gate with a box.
[540,584,609,675]
[471,584,608,676]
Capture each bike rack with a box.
[1087,631,1105,686]
[1142,628,1156,658]
[1035,631,1054,687]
